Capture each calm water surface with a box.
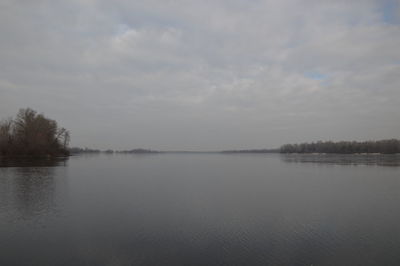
[1,153,400,265]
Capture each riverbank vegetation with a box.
[280,140,400,154]
[221,149,279,153]
[69,147,102,154]
[0,108,70,157]
[2,109,398,156]
[69,147,158,154]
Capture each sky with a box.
[1,0,399,151]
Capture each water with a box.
[1,153,400,265]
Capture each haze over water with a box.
[1,153,400,265]
[2,1,400,265]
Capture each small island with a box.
[0,108,70,157]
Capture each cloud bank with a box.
[1,0,399,150]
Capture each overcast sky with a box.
[1,0,399,150]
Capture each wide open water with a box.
[1,153,400,265]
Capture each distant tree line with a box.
[69,147,102,154]
[117,148,159,154]
[221,149,279,153]
[69,148,157,154]
[0,108,70,157]
[280,139,400,154]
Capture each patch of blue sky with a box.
[381,0,400,24]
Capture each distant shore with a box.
[68,149,399,155]
[67,139,400,155]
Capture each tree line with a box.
[280,139,400,154]
[0,108,70,157]
[221,149,279,153]
[69,147,102,154]
[69,148,158,154]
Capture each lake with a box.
[1,153,400,265]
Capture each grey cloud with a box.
[0,0,399,150]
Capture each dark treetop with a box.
[0,108,70,157]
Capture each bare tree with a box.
[0,108,70,156]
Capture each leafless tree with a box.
[0,108,70,156]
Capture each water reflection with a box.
[281,154,400,166]
[0,156,68,168]
[1,154,400,265]
[0,157,68,219]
